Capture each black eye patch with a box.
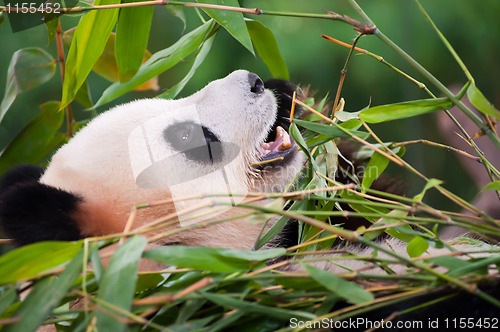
[163,121,223,164]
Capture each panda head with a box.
[0,70,304,249]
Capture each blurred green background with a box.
[0,0,499,211]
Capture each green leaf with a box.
[481,181,500,192]
[75,80,93,109]
[447,255,500,278]
[294,119,370,140]
[459,237,494,250]
[143,246,285,273]
[44,16,59,45]
[428,256,468,271]
[0,48,56,123]
[246,19,288,79]
[406,236,429,258]
[467,83,500,120]
[254,199,305,250]
[361,152,389,193]
[336,110,361,122]
[167,4,186,30]
[359,97,453,123]
[0,101,66,174]
[115,0,154,82]
[94,20,216,108]
[3,249,86,332]
[0,286,17,316]
[198,0,253,54]
[289,122,312,160]
[0,241,82,285]
[324,140,338,181]
[302,263,374,304]
[202,293,315,320]
[63,29,159,92]
[366,209,413,243]
[158,33,215,99]
[289,122,319,173]
[96,236,147,332]
[414,178,443,202]
[61,0,120,108]
[353,143,404,160]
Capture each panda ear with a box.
[0,166,83,246]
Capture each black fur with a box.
[264,79,297,142]
[0,165,83,246]
[0,164,45,191]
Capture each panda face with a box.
[0,70,304,249]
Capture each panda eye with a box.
[163,122,222,164]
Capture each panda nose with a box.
[248,73,265,94]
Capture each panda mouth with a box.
[257,125,296,164]
[253,78,299,167]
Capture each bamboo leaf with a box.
[44,16,59,45]
[336,110,361,122]
[0,101,66,174]
[467,83,500,120]
[75,80,93,108]
[246,19,288,79]
[158,33,216,99]
[202,292,315,320]
[406,236,429,258]
[428,256,469,271]
[290,122,314,164]
[198,0,253,54]
[94,20,216,108]
[302,263,374,304]
[143,246,285,273]
[61,0,120,108]
[354,143,403,160]
[0,241,82,285]
[359,97,453,123]
[3,248,86,332]
[447,255,500,277]
[167,5,186,30]
[414,178,443,202]
[481,181,500,192]
[361,152,389,193]
[96,236,147,332]
[115,0,154,82]
[366,209,413,242]
[254,200,305,250]
[0,48,56,123]
[0,286,17,315]
[63,29,159,92]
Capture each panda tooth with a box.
[276,126,292,151]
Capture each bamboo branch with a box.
[392,139,481,162]
[55,20,74,137]
[332,34,363,117]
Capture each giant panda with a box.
[0,70,499,327]
[0,70,304,250]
